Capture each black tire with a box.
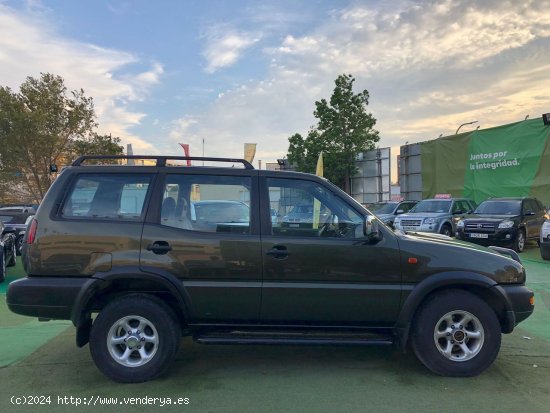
[0,251,6,283]
[440,224,452,237]
[89,294,181,383]
[541,244,550,260]
[513,229,526,253]
[411,289,501,377]
[7,241,16,267]
[16,235,24,256]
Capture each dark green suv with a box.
[7,156,534,382]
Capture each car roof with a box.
[421,198,467,201]
[484,197,526,201]
[193,200,246,205]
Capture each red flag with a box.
[179,143,191,166]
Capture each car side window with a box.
[524,199,536,214]
[452,201,462,214]
[459,201,471,213]
[267,178,363,238]
[529,199,539,213]
[161,174,251,234]
[61,174,152,221]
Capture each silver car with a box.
[394,198,476,237]
[541,213,550,260]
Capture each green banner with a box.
[464,119,549,203]
[420,119,550,205]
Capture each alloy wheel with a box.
[433,310,485,362]
[107,315,159,367]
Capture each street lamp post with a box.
[455,121,478,135]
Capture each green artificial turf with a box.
[0,245,548,413]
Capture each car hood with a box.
[461,214,520,222]
[397,212,448,219]
[396,231,526,284]
[376,213,395,221]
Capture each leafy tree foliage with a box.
[0,73,123,203]
[287,74,379,193]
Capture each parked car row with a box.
[0,211,34,255]
[371,197,549,258]
[0,206,36,281]
[0,220,17,282]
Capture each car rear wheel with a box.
[412,289,501,377]
[513,229,525,253]
[541,244,550,260]
[90,294,181,383]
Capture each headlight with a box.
[424,218,439,224]
[457,220,464,228]
[498,220,514,229]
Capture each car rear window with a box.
[61,174,152,221]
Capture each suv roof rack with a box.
[71,155,254,169]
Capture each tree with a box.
[287,74,379,193]
[69,133,124,162]
[0,73,123,203]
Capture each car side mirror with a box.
[396,209,404,214]
[453,210,463,215]
[364,215,381,241]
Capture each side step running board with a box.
[194,330,394,346]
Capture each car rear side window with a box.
[61,174,152,221]
[161,174,252,234]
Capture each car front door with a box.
[140,170,262,323]
[259,175,402,326]
[524,199,542,239]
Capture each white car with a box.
[541,219,550,260]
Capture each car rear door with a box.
[140,169,262,323]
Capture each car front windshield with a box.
[370,203,397,214]
[474,201,521,215]
[411,200,452,213]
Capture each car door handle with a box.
[266,245,289,259]
[146,241,172,254]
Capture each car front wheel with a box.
[90,294,181,383]
[513,229,526,253]
[7,241,16,267]
[440,224,453,237]
[0,251,6,282]
[412,289,501,377]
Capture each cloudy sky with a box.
[1,0,549,179]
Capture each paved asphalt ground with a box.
[1,243,549,413]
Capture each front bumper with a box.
[395,223,441,233]
[7,276,90,321]
[493,284,534,333]
[457,227,518,245]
